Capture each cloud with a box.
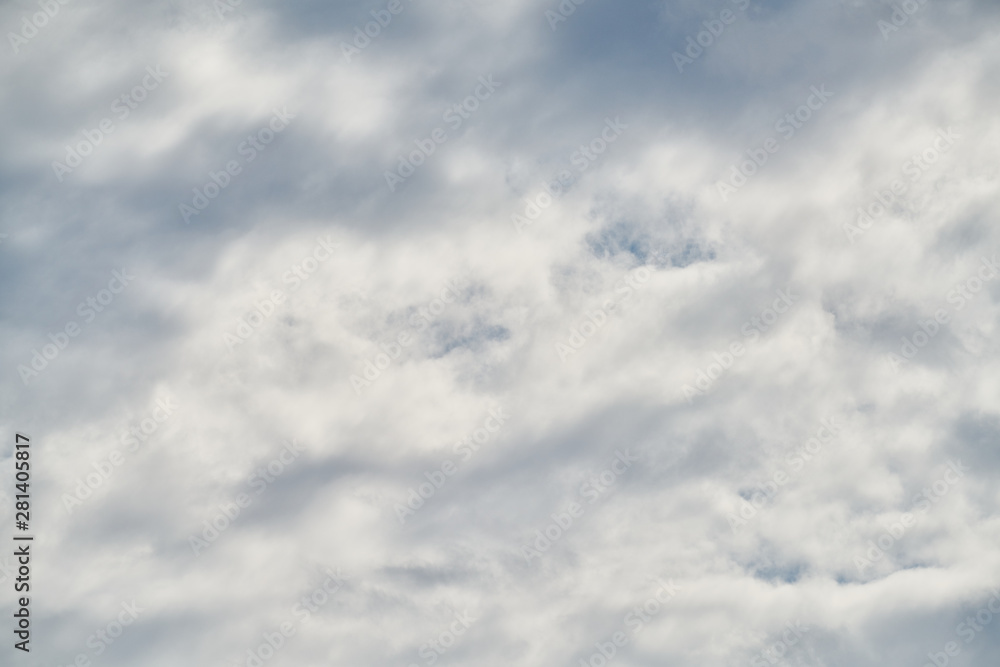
[1,0,999,665]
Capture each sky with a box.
[1,0,1000,666]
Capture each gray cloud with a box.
[1,0,999,666]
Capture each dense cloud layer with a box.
[1,0,999,666]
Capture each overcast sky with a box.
[2,0,1000,666]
